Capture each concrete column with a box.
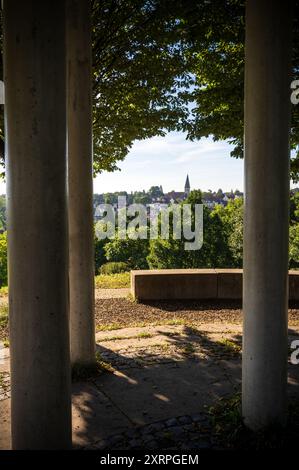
[3,0,71,449]
[243,0,292,430]
[67,0,95,367]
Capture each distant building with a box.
[93,175,193,219]
[163,175,191,203]
[163,191,185,203]
[184,174,190,196]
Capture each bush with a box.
[0,232,7,287]
[94,237,108,274]
[289,224,299,268]
[104,234,149,269]
[100,261,129,275]
[147,192,232,269]
[213,198,243,267]
[0,304,8,329]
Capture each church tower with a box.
[184,174,190,196]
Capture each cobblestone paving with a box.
[97,345,210,370]
[0,372,10,401]
[1,321,298,450]
[96,347,241,373]
[88,412,218,450]
[86,325,243,450]
[95,324,242,371]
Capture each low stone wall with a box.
[131,269,299,301]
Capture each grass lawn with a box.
[0,273,132,341]
[95,272,130,289]
[0,305,8,327]
[0,273,131,297]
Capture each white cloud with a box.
[94,131,244,193]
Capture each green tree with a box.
[133,192,151,204]
[147,190,232,269]
[0,1,192,175]
[290,191,299,224]
[289,191,299,268]
[91,0,192,173]
[289,224,299,268]
[0,195,6,231]
[148,186,163,200]
[94,237,108,274]
[185,0,299,179]
[1,1,298,179]
[213,197,243,267]
[104,230,150,270]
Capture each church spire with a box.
[184,174,190,195]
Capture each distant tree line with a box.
[93,187,243,207]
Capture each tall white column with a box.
[3,0,71,449]
[67,0,95,367]
[243,0,292,430]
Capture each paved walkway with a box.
[95,288,130,299]
[1,322,299,449]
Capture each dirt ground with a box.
[95,297,299,330]
[1,292,299,341]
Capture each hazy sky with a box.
[0,131,245,195]
[94,131,244,194]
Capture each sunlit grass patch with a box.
[217,338,241,354]
[136,332,153,339]
[96,318,186,333]
[98,331,154,342]
[96,322,124,332]
[0,286,8,297]
[95,272,130,289]
[0,304,8,329]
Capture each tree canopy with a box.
[91,0,299,177]
[185,0,299,179]
[91,0,192,173]
[0,0,298,178]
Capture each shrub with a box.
[0,232,7,287]
[289,223,299,268]
[104,234,149,270]
[0,304,8,329]
[147,192,232,269]
[213,198,243,267]
[100,261,129,275]
[94,237,108,274]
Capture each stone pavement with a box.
[95,288,130,299]
[1,322,299,450]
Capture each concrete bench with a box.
[131,268,299,301]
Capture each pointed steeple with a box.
[184,174,190,195]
